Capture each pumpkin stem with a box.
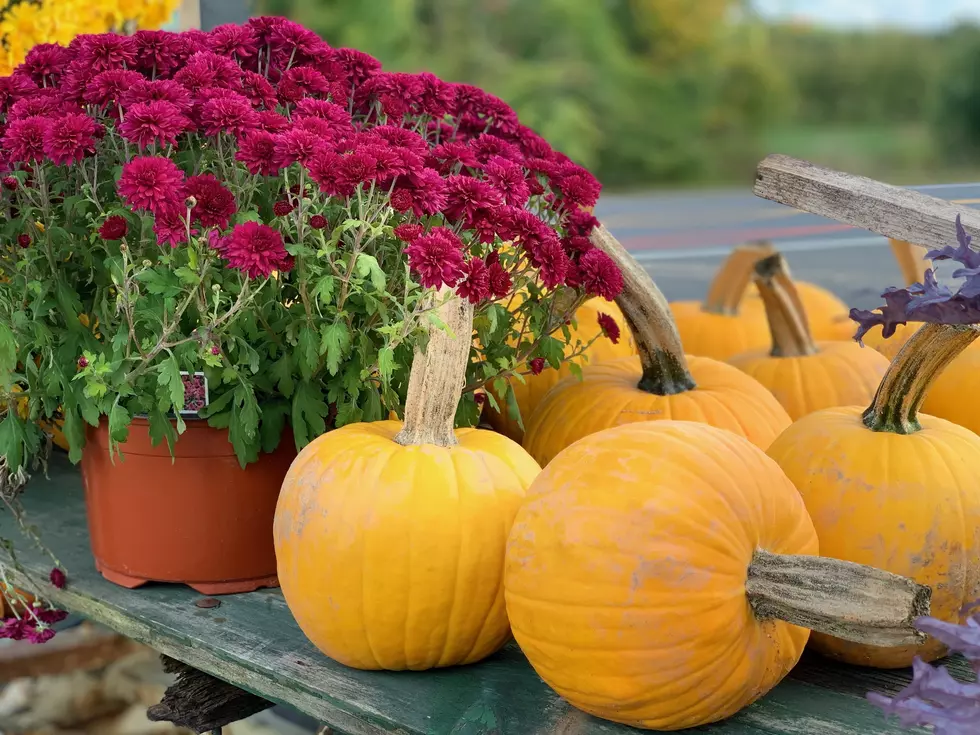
[753,253,818,358]
[746,549,931,647]
[394,286,473,448]
[888,238,931,287]
[702,242,774,315]
[590,225,696,395]
[862,323,980,435]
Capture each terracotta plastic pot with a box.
[81,418,296,595]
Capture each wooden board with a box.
[2,453,970,735]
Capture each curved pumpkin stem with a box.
[746,549,930,647]
[753,253,818,358]
[702,241,774,315]
[862,323,980,435]
[590,225,696,396]
[888,238,931,287]
[394,286,473,448]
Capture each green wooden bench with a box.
[0,452,968,735]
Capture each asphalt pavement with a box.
[596,182,980,311]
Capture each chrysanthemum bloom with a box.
[555,168,602,210]
[293,98,352,128]
[208,23,261,61]
[214,222,293,279]
[235,131,280,176]
[309,215,328,230]
[443,175,505,226]
[153,210,195,248]
[199,95,259,138]
[331,48,382,88]
[84,70,145,109]
[273,200,294,217]
[0,76,38,114]
[17,234,30,248]
[456,257,491,304]
[575,248,623,301]
[487,258,512,298]
[184,174,237,230]
[404,230,466,289]
[393,223,424,242]
[174,51,244,93]
[8,91,63,121]
[256,111,290,133]
[43,113,102,166]
[49,567,66,589]
[484,157,530,207]
[532,236,571,289]
[241,71,278,110]
[18,44,72,87]
[122,80,193,113]
[596,312,621,344]
[120,101,190,150]
[529,357,546,375]
[277,66,331,104]
[471,134,523,165]
[117,156,186,216]
[2,177,18,191]
[133,30,186,78]
[3,116,51,163]
[78,34,138,74]
[390,168,449,218]
[98,215,128,241]
[274,128,321,169]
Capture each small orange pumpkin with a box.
[860,239,930,360]
[669,243,772,360]
[274,288,540,671]
[482,297,635,443]
[523,227,792,467]
[505,420,929,730]
[728,253,890,420]
[768,322,980,668]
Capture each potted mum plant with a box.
[0,18,622,612]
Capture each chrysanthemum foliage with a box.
[0,18,621,473]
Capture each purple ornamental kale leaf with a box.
[868,612,980,734]
[851,215,980,343]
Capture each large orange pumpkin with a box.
[523,227,792,467]
[505,420,929,730]
[768,322,980,668]
[728,253,890,420]
[482,297,635,443]
[274,288,540,671]
[860,239,930,360]
[669,243,771,360]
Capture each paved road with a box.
[596,182,980,311]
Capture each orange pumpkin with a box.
[767,322,980,668]
[669,243,772,360]
[483,297,635,443]
[860,239,930,360]
[274,288,540,671]
[523,227,792,467]
[728,253,890,420]
[505,420,929,730]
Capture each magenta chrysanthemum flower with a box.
[256,110,290,132]
[416,71,456,118]
[356,71,425,119]
[132,30,185,77]
[235,130,280,175]
[428,141,480,175]
[0,75,37,113]
[487,258,512,298]
[331,48,382,87]
[564,209,600,237]
[596,312,621,344]
[98,215,128,241]
[49,567,66,589]
[484,157,530,207]
[576,249,623,301]
[390,168,449,218]
[365,125,428,155]
[393,223,424,242]
[471,134,523,165]
[174,51,243,93]
[404,230,466,289]
[43,113,102,165]
[241,71,278,110]
[556,167,602,210]
[452,83,519,131]
[153,209,194,247]
[309,214,328,230]
[333,149,380,196]
[84,69,145,108]
[18,44,71,86]
[184,174,237,230]
[274,128,321,168]
[120,101,190,149]
[456,257,491,304]
[199,94,259,137]
[208,23,261,61]
[294,97,352,127]
[531,235,569,289]
[443,175,505,226]
[3,116,51,163]
[78,33,138,73]
[267,19,324,62]
[8,90,63,121]
[293,116,337,140]
[117,156,186,215]
[213,221,293,279]
[277,66,331,104]
[122,80,192,112]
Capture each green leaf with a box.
[361,389,383,422]
[538,335,566,370]
[0,322,16,389]
[157,356,185,412]
[319,321,351,376]
[135,269,179,296]
[79,397,101,427]
[259,401,289,454]
[269,356,295,398]
[147,408,178,453]
[61,408,85,464]
[377,346,395,387]
[108,403,130,444]
[0,412,24,472]
[229,382,260,468]
[505,384,523,431]
[567,361,584,382]
[314,276,335,305]
[174,266,201,286]
[297,325,319,381]
[291,381,329,449]
[355,253,386,291]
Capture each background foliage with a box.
[257,0,980,188]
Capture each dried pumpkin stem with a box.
[702,242,774,315]
[394,286,474,448]
[590,225,696,395]
[753,253,818,358]
[746,549,931,647]
[863,322,980,435]
[888,238,931,287]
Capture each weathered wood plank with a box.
[753,154,980,250]
[0,454,951,735]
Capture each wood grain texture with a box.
[0,453,968,735]
[754,154,980,250]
